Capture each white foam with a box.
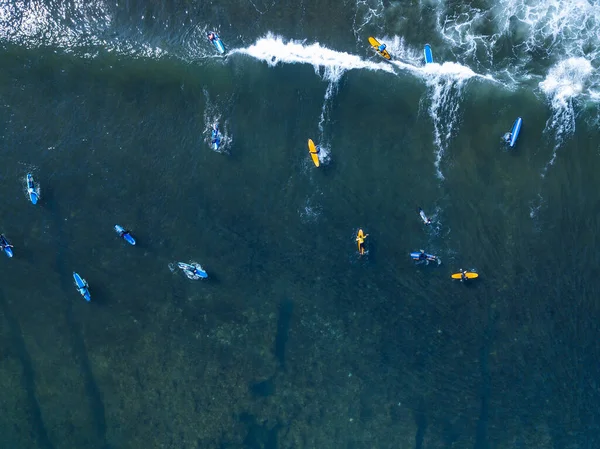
[418,62,482,180]
[174,262,207,280]
[318,80,338,135]
[232,33,395,83]
[539,57,593,174]
[351,0,385,40]
[233,34,399,164]
[202,89,233,154]
[539,57,593,108]
[515,0,600,56]
[0,0,110,47]
[299,198,322,224]
[0,0,169,58]
[437,4,494,59]
[430,0,600,94]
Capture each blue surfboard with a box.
[27,174,38,205]
[211,125,221,150]
[508,117,522,148]
[424,44,433,64]
[73,272,91,302]
[1,234,13,258]
[178,262,208,279]
[208,32,226,54]
[410,251,440,264]
[115,225,136,245]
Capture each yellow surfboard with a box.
[356,229,367,255]
[368,36,391,60]
[451,272,479,279]
[308,139,320,167]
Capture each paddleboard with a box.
[424,44,433,64]
[356,229,367,255]
[307,139,320,167]
[0,234,13,258]
[178,262,208,279]
[418,207,431,225]
[410,251,439,262]
[115,225,136,245]
[509,117,522,147]
[368,37,391,60]
[451,272,479,279]
[73,272,91,301]
[26,174,38,205]
[208,32,226,54]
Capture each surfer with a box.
[207,32,216,42]
[0,235,13,248]
[307,139,321,167]
[356,231,368,254]
[459,269,468,282]
[418,207,432,225]
[211,124,219,143]
[503,117,522,147]
[193,267,206,277]
[418,249,427,261]
[378,44,387,53]
[27,175,35,193]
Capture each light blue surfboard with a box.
[424,44,433,64]
[509,117,522,147]
[73,272,91,301]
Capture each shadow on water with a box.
[414,404,428,449]
[474,307,494,449]
[441,419,460,449]
[239,413,282,449]
[46,196,112,449]
[274,299,293,370]
[0,288,55,449]
[250,377,276,398]
[205,272,221,285]
[83,281,111,307]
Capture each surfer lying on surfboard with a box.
[502,117,522,148]
[211,124,222,150]
[411,249,441,265]
[307,139,321,167]
[418,207,432,225]
[451,269,479,281]
[0,234,14,257]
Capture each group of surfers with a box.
[355,208,475,282]
[204,32,476,283]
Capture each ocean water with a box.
[1,0,600,448]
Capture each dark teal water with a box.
[1,1,600,448]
